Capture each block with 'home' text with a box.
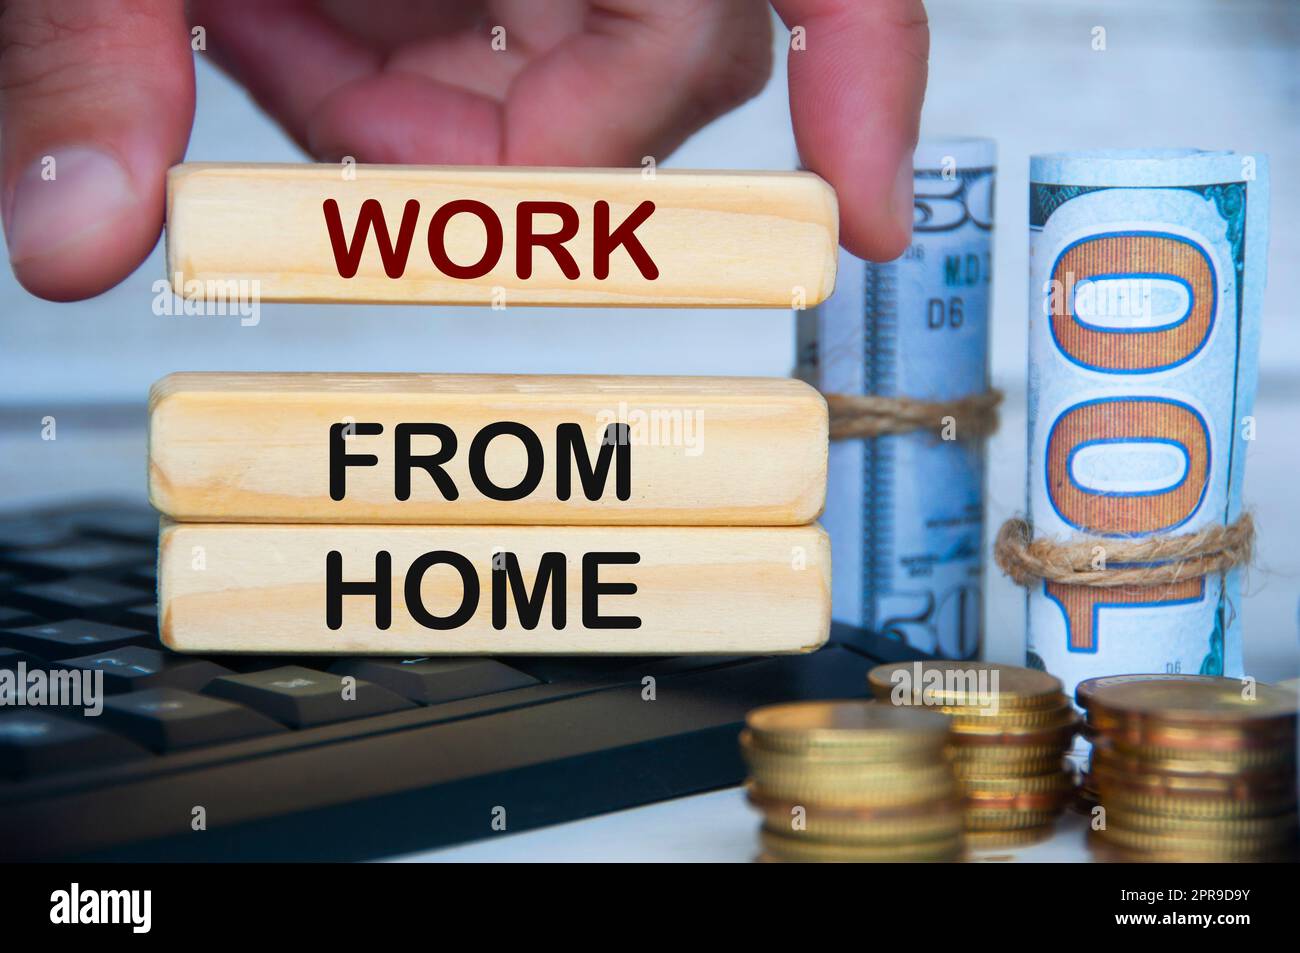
[159,522,831,655]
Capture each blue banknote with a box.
[801,139,995,657]
[1025,149,1270,696]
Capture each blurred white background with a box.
[2,0,1296,677]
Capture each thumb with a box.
[0,0,194,301]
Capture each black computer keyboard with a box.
[0,501,929,861]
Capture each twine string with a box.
[993,514,1255,589]
[825,390,1003,441]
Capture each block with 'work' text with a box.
[166,163,838,307]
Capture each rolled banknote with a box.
[799,138,995,657]
[1025,149,1270,694]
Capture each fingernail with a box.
[5,146,135,263]
[890,153,916,239]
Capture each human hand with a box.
[0,0,928,301]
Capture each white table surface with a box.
[389,786,1095,863]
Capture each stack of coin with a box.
[1075,674,1229,811]
[741,701,964,862]
[1078,675,1299,862]
[868,661,1078,847]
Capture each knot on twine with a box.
[826,390,1003,441]
[993,513,1255,589]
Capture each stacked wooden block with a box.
[155,163,841,655]
[150,373,832,655]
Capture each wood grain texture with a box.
[148,372,828,525]
[165,162,837,307]
[159,522,831,655]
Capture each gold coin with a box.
[964,788,1075,814]
[948,718,1079,749]
[947,702,1076,732]
[1099,735,1296,770]
[749,805,963,844]
[1089,708,1294,748]
[745,782,963,822]
[744,751,953,786]
[753,765,958,808]
[748,766,953,792]
[1075,673,1241,711]
[1103,805,1298,840]
[964,806,1066,831]
[745,700,950,755]
[950,738,1074,762]
[940,693,1069,717]
[1095,781,1297,819]
[1095,822,1296,860]
[953,755,1067,779]
[759,826,963,863]
[739,730,942,771]
[964,824,1056,849]
[1090,758,1294,799]
[869,661,1063,710]
[1087,678,1298,731]
[1093,740,1295,779]
[1086,828,1294,864]
[960,770,1077,798]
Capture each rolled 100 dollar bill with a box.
[1022,149,1270,695]
[800,138,995,657]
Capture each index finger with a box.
[772,0,930,261]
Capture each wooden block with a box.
[149,372,827,525]
[166,162,837,307]
[159,522,830,655]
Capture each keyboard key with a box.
[0,647,43,672]
[0,605,37,629]
[100,688,285,752]
[0,518,73,550]
[505,655,742,684]
[62,646,231,693]
[6,576,144,619]
[123,565,158,590]
[117,602,158,631]
[221,655,329,673]
[329,657,538,705]
[0,710,148,780]
[59,507,160,543]
[0,620,148,658]
[204,666,414,728]
[6,540,154,575]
